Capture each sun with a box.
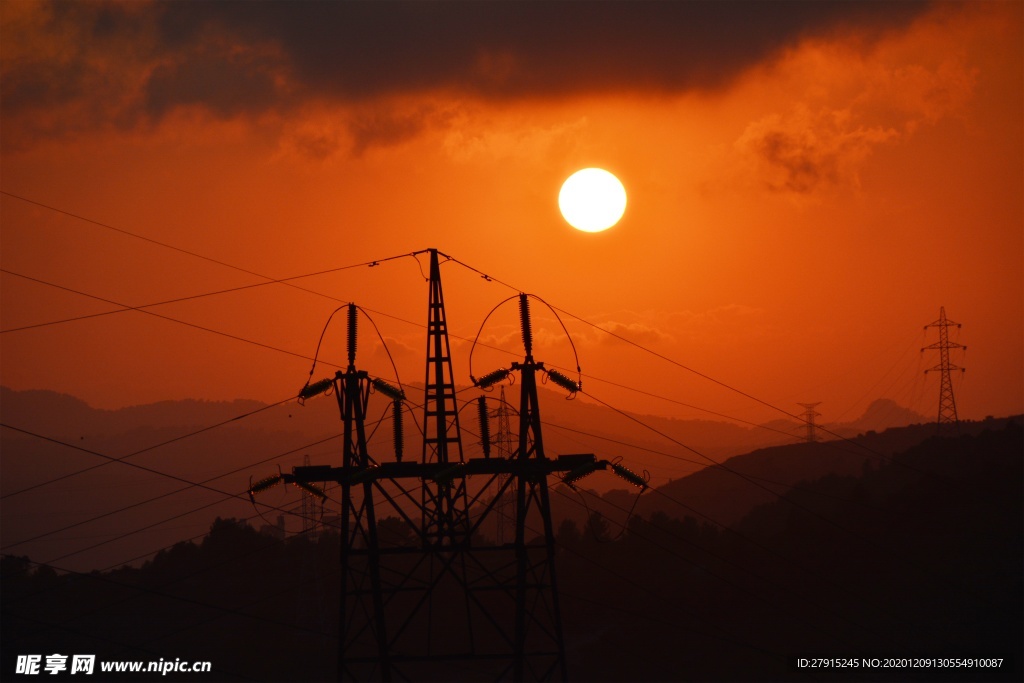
[558,168,627,232]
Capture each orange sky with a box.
[1,0,1021,430]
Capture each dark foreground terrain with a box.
[3,422,1021,682]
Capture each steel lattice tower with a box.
[508,293,568,682]
[299,454,321,535]
[797,402,822,443]
[493,387,515,545]
[277,249,596,682]
[923,306,966,435]
[421,250,469,545]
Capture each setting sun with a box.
[558,168,627,232]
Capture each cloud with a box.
[570,310,677,349]
[1,0,934,151]
[443,114,589,163]
[727,34,977,196]
[574,305,786,351]
[735,105,899,194]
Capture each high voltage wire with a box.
[0,261,405,335]
[4,399,410,561]
[575,387,947,565]
[0,424,341,555]
[3,196,983,581]
[1,187,899,445]
[5,372,446,559]
[3,431,343,561]
[3,237,874,463]
[540,419,889,514]
[1,260,909,472]
[1,396,297,500]
[3,190,1003,678]
[3,251,803,443]
[17,455,948,683]
[440,254,919,457]
[8,514,784,676]
[0,188,423,308]
[0,278,942,573]
[0,271,957,575]
[2,190,962,463]
[9,402,999,671]
[2,260,816,460]
[8,393,834,643]
[1,269,337,366]
[454,423,931,648]
[8,456,787,676]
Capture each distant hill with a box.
[0,386,267,438]
[0,384,954,572]
[632,415,1020,528]
[752,398,929,442]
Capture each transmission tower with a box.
[299,454,322,534]
[259,249,636,682]
[421,249,469,548]
[922,306,966,435]
[797,402,822,443]
[493,387,515,545]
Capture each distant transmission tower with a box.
[797,402,822,443]
[493,386,515,544]
[299,454,321,535]
[922,306,966,435]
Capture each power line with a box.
[441,254,928,455]
[3,403,398,562]
[2,188,963,455]
[0,188,422,307]
[3,261,925,486]
[540,418,888,514]
[1,396,297,500]
[4,197,978,561]
[0,260,408,335]
[571,387,999,614]
[38,434,344,566]
[3,265,954,559]
[1,269,332,365]
[0,424,335,554]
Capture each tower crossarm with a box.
[287,453,599,486]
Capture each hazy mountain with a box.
[0,385,949,572]
[631,415,1018,528]
[0,386,267,438]
[750,398,930,443]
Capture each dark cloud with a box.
[347,103,453,156]
[155,0,933,101]
[1,0,935,149]
[144,47,282,118]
